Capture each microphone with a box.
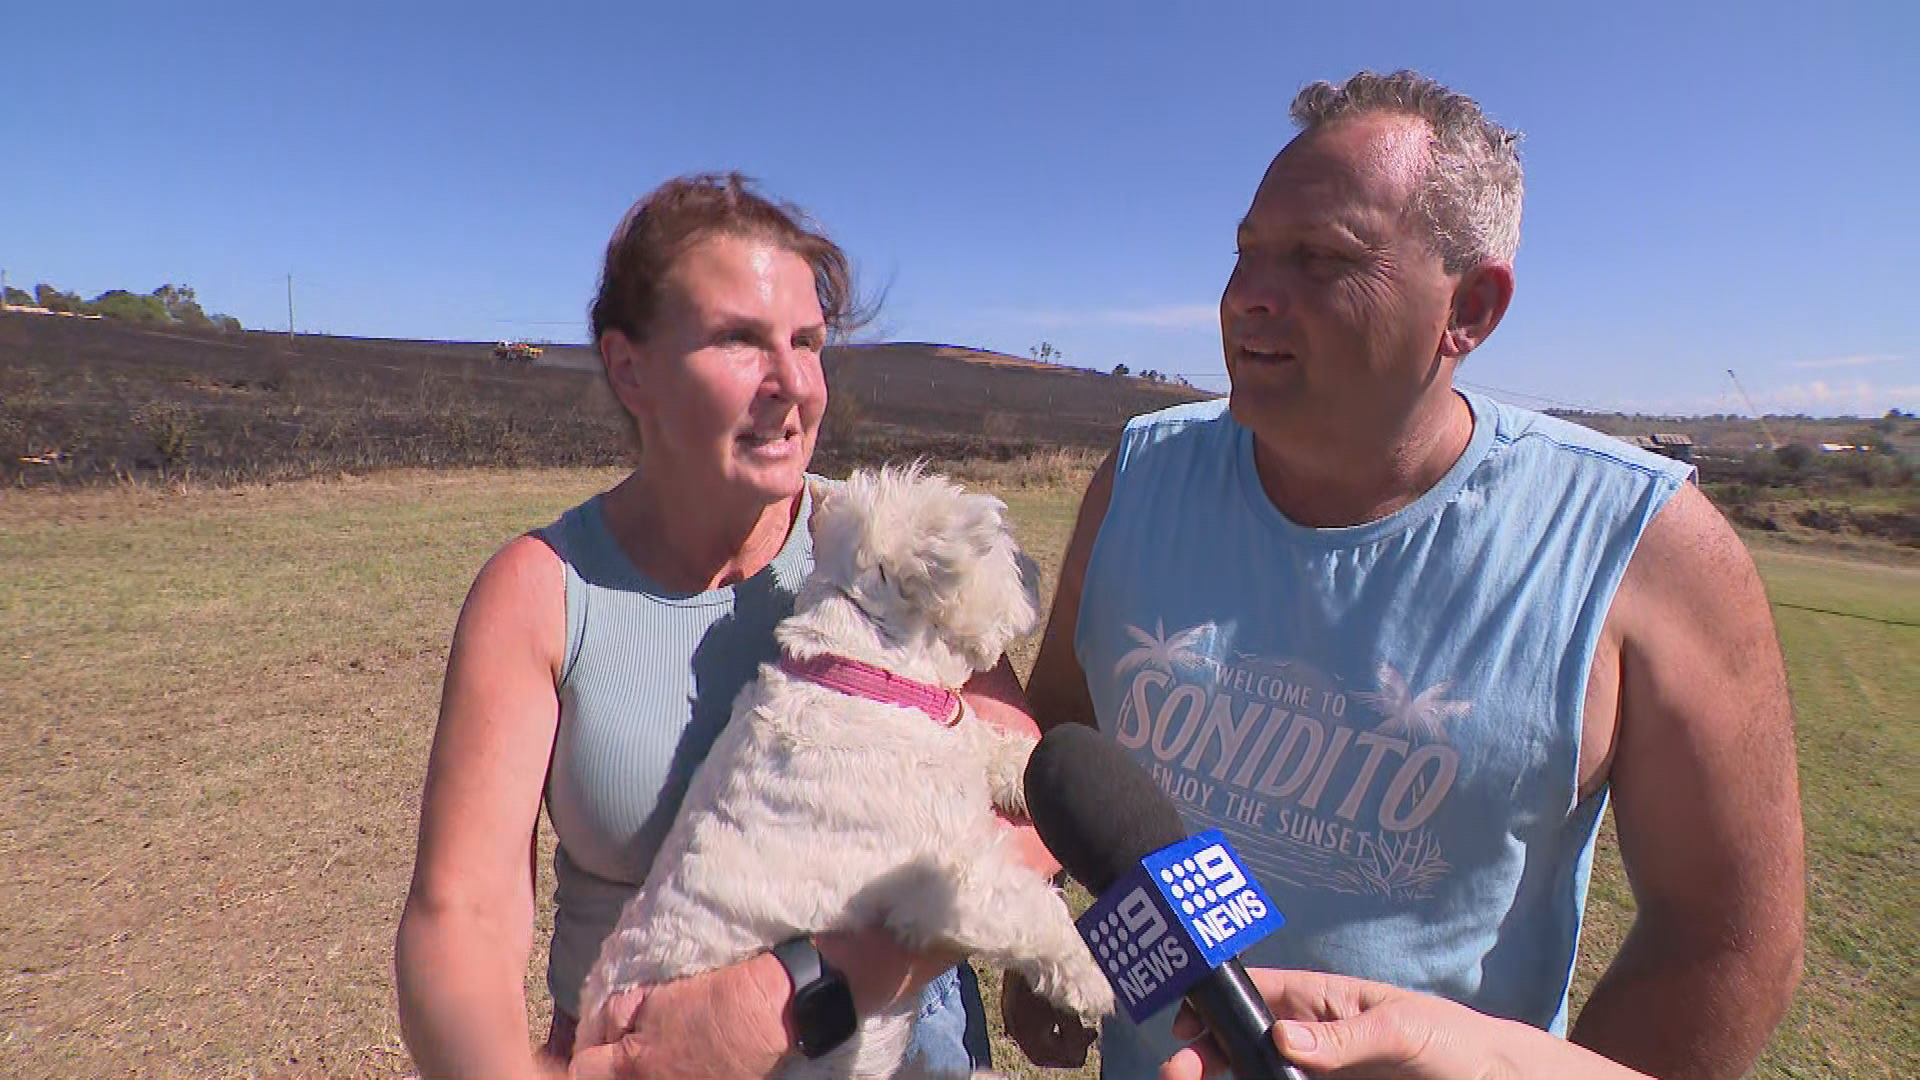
[1025,723,1309,1080]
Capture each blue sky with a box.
[5,2,1915,417]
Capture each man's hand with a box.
[1002,971,1098,1068]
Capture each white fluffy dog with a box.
[574,465,1113,1078]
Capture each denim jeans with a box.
[907,964,992,1071]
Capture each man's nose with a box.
[1223,258,1291,320]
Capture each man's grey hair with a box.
[1291,70,1524,272]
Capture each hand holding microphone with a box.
[1024,725,1657,1080]
[1161,967,1659,1080]
[1024,723,1309,1080]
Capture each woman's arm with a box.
[961,654,1060,875]
[396,536,566,1079]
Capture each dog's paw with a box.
[984,732,1036,818]
[1033,951,1116,1023]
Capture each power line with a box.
[1455,379,1602,414]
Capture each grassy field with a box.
[2,466,1913,1078]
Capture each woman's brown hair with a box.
[589,172,866,347]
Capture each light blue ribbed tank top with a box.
[1079,392,1692,1077]
[537,485,816,1016]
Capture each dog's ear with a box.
[805,477,863,590]
[899,490,1043,671]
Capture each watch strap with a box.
[770,936,855,1059]
[771,935,826,990]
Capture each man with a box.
[1006,71,1804,1080]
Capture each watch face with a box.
[792,976,858,1058]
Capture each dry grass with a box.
[2,466,1912,1077]
[1,469,619,1077]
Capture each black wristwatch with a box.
[771,936,858,1059]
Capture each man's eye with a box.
[1297,249,1351,272]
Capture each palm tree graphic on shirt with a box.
[1354,662,1471,742]
[1114,620,1210,677]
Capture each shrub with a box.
[980,409,1020,438]
[132,401,199,466]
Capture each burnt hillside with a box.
[0,313,1211,487]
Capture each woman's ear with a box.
[600,328,652,421]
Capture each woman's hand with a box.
[1159,968,1655,1080]
[570,960,790,1080]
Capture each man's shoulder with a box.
[1121,395,1228,428]
[1479,395,1696,487]
[1125,397,1233,436]
[1115,398,1236,467]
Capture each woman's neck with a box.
[599,469,802,593]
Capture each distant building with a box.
[1615,432,1695,463]
[0,304,103,320]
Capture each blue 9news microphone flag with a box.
[1079,828,1285,1024]
[1026,723,1309,1079]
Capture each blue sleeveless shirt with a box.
[1078,392,1691,1077]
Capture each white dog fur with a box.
[574,464,1113,1079]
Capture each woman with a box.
[395,173,1050,1079]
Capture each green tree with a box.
[1112,363,1130,376]
[152,284,212,327]
[34,284,82,312]
[91,289,170,324]
[2,286,31,307]
[212,314,243,333]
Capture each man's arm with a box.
[1002,451,1116,1067]
[1572,485,1805,1080]
[1024,450,1115,735]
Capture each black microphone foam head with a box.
[1024,723,1189,895]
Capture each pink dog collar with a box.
[777,652,964,728]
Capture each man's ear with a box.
[1441,260,1514,360]
[600,328,652,421]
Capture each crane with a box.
[1726,369,1780,450]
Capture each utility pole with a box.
[286,273,296,350]
[1726,368,1779,450]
